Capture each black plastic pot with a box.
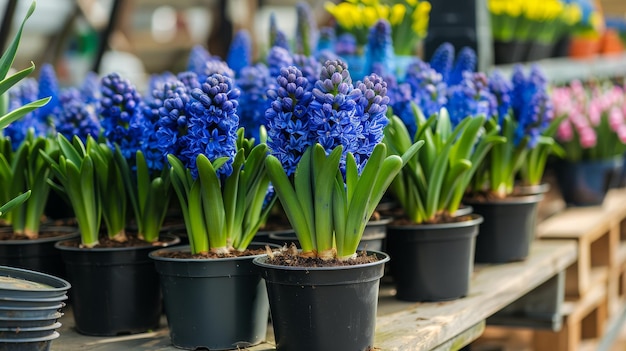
[0,304,64,320]
[150,244,272,350]
[386,214,482,302]
[466,194,543,263]
[55,234,180,336]
[0,312,62,328]
[493,40,530,64]
[254,251,389,351]
[0,227,79,279]
[0,331,59,351]
[0,266,71,300]
[554,157,623,206]
[526,41,554,61]
[0,322,61,340]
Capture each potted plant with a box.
[552,79,626,205]
[383,94,502,301]
[148,73,276,350]
[43,72,179,336]
[253,60,422,350]
[465,65,555,263]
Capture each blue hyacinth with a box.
[295,2,318,56]
[488,70,513,123]
[404,59,447,122]
[183,74,240,179]
[364,19,394,78]
[36,63,60,132]
[293,54,321,87]
[99,72,144,161]
[445,71,497,126]
[353,73,389,169]
[448,46,477,86]
[237,63,274,142]
[199,59,235,83]
[57,87,101,142]
[176,71,201,92]
[265,66,314,176]
[429,43,454,84]
[267,46,294,79]
[309,59,362,167]
[226,30,252,76]
[156,81,193,167]
[187,45,213,75]
[335,33,358,56]
[269,13,290,51]
[5,78,41,148]
[80,72,101,104]
[515,90,553,148]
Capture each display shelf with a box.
[492,53,626,84]
[50,239,577,351]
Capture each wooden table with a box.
[51,239,577,351]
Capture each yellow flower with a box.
[505,0,522,17]
[362,6,380,28]
[390,4,407,26]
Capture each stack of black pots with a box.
[0,266,70,351]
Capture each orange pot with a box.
[569,36,600,59]
[600,29,624,55]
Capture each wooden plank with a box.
[537,207,611,241]
[431,321,485,351]
[375,240,577,350]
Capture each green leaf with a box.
[0,191,30,217]
[197,154,227,249]
[0,1,36,80]
[0,97,50,130]
[313,144,342,253]
[0,63,34,97]
[293,147,316,248]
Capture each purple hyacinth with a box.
[309,59,362,165]
[365,19,394,77]
[57,88,101,142]
[445,71,497,126]
[488,70,513,123]
[448,46,477,86]
[183,74,240,178]
[295,2,318,56]
[265,66,314,176]
[237,63,274,142]
[353,73,390,169]
[267,46,294,79]
[99,72,144,161]
[156,81,192,167]
[226,30,252,76]
[429,43,454,85]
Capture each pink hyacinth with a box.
[557,120,573,141]
[578,125,597,149]
[619,125,626,144]
[609,106,624,132]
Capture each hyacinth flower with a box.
[80,71,101,104]
[474,66,556,197]
[445,71,497,127]
[384,106,502,224]
[5,78,39,149]
[292,54,321,87]
[165,73,274,255]
[429,42,454,84]
[187,45,213,76]
[56,87,101,142]
[236,63,273,142]
[364,19,395,79]
[268,12,290,51]
[265,60,422,260]
[267,46,294,80]
[226,29,252,77]
[448,46,477,86]
[295,1,318,57]
[553,81,626,163]
[398,59,447,136]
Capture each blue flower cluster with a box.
[265,59,390,174]
[183,74,240,178]
[429,43,454,84]
[503,65,553,147]
[57,87,101,143]
[267,46,295,79]
[448,47,477,86]
[99,72,144,161]
[155,80,193,168]
[364,19,394,78]
[446,72,497,126]
[487,70,513,124]
[236,63,274,142]
[265,66,313,176]
[226,30,252,76]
